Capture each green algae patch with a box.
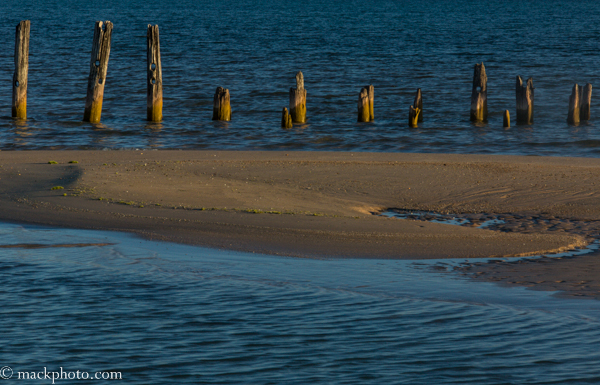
[51,186,64,190]
[48,161,58,164]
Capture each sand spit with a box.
[0,150,599,296]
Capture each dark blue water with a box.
[2,222,600,384]
[1,0,600,155]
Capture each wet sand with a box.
[1,150,599,296]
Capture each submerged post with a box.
[281,107,293,128]
[212,87,231,121]
[516,76,534,124]
[12,20,30,120]
[147,24,163,122]
[357,85,374,122]
[408,105,420,127]
[413,88,423,122]
[289,71,307,123]
[581,83,592,121]
[83,21,113,123]
[503,110,510,128]
[470,63,487,122]
[568,84,581,125]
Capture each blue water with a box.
[2,222,600,384]
[1,1,600,156]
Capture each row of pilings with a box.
[8,21,593,128]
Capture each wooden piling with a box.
[413,88,423,122]
[289,71,307,123]
[470,63,487,122]
[408,105,420,127]
[358,87,370,122]
[516,76,534,124]
[147,24,163,122]
[212,87,231,121]
[357,85,374,122]
[503,110,510,128]
[568,84,581,125]
[581,83,592,121]
[12,20,30,120]
[83,21,113,123]
[281,108,293,128]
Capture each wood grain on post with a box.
[289,71,306,123]
[581,83,592,121]
[408,105,420,127]
[567,83,581,125]
[470,63,487,122]
[147,24,163,122]
[503,110,510,128]
[83,21,113,123]
[413,88,423,122]
[516,76,534,124]
[212,87,231,121]
[367,85,374,121]
[281,108,293,129]
[12,20,30,120]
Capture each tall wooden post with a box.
[568,84,581,125]
[470,63,487,122]
[212,87,231,121]
[281,108,293,128]
[289,71,306,123]
[357,85,374,122]
[413,88,423,122]
[83,21,113,123]
[12,20,30,120]
[147,24,162,122]
[516,76,534,124]
[581,83,592,121]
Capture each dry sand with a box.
[1,150,599,297]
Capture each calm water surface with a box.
[1,1,600,155]
[1,222,600,384]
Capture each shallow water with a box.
[1,1,600,156]
[1,222,600,383]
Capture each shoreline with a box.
[1,150,600,296]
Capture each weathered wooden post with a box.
[470,63,487,122]
[413,88,422,122]
[568,84,581,125]
[12,20,30,120]
[147,24,162,122]
[503,110,510,128]
[516,76,534,124]
[289,71,306,123]
[212,87,231,121]
[581,83,592,121]
[83,21,113,123]
[408,105,420,127]
[281,108,293,128]
[357,85,374,122]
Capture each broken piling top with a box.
[83,20,113,123]
[289,71,307,123]
[470,63,488,122]
[357,85,374,122]
[581,83,592,121]
[147,24,163,122]
[212,87,231,121]
[413,88,423,122]
[516,76,534,124]
[568,84,581,125]
[12,20,30,120]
